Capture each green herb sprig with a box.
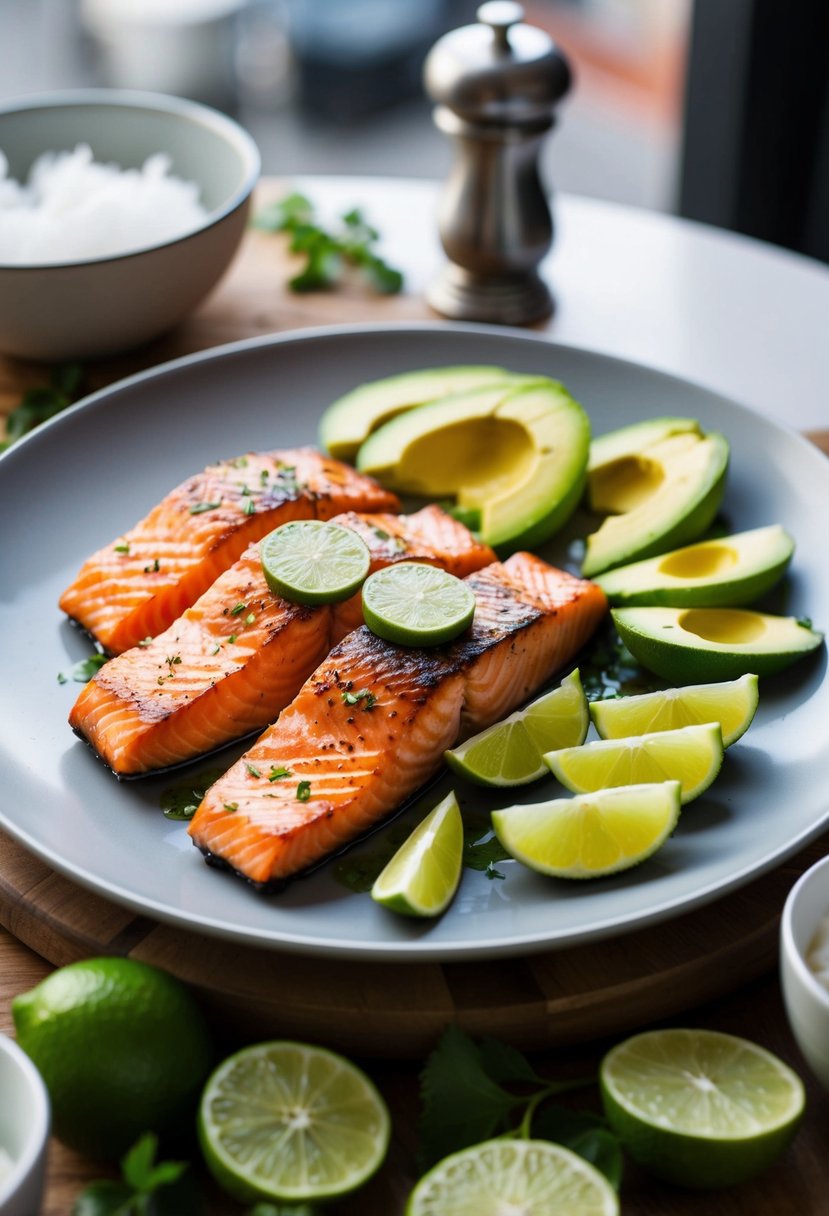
[255,193,403,295]
[417,1026,622,1188]
[2,364,83,453]
[160,767,225,821]
[72,1131,201,1215]
[58,653,108,685]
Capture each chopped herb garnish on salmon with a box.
[114,542,130,554]
[245,762,262,778]
[268,765,292,782]
[228,633,238,644]
[244,612,256,626]
[342,689,377,709]
[242,499,256,516]
[230,602,246,617]
[223,802,239,813]
[144,558,161,573]
[138,636,153,647]
[296,780,312,802]
[189,501,222,515]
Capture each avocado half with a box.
[596,524,795,607]
[319,365,515,462]
[583,418,729,577]
[355,379,591,551]
[613,606,823,682]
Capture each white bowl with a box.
[0,89,260,360]
[0,1034,50,1216]
[780,852,829,1091]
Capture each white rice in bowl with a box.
[0,143,210,265]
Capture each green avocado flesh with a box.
[613,606,823,681]
[318,365,515,461]
[595,524,794,607]
[355,379,591,551]
[583,418,729,577]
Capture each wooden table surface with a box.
[1,179,827,1214]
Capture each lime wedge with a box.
[545,722,724,804]
[260,520,370,604]
[445,669,588,786]
[601,1029,805,1189]
[371,791,463,917]
[406,1138,619,1216]
[198,1040,390,1204]
[362,563,475,646]
[590,673,759,748]
[492,781,681,878]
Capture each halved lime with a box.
[445,669,588,787]
[545,722,724,804]
[362,562,475,646]
[260,521,370,604]
[371,791,463,917]
[198,1040,390,1205]
[492,781,681,878]
[601,1029,805,1189]
[590,673,759,748]
[406,1138,619,1216]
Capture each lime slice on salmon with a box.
[492,781,681,878]
[371,791,463,917]
[260,520,370,604]
[445,669,588,787]
[198,1040,390,1204]
[600,1029,805,1189]
[362,563,475,646]
[406,1138,619,1216]
[545,722,724,804]
[590,673,758,748]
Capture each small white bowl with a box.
[0,1034,50,1216]
[781,852,829,1091]
[0,89,260,360]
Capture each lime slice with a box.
[601,1029,805,1189]
[545,722,724,804]
[445,669,588,787]
[260,521,370,605]
[198,1040,390,1205]
[492,781,681,878]
[590,673,759,749]
[371,791,463,917]
[362,562,475,646]
[406,1138,619,1216]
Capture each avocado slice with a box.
[319,366,517,461]
[582,418,729,577]
[356,379,591,551]
[596,525,794,607]
[613,606,823,682]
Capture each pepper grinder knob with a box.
[424,3,572,325]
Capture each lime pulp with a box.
[362,562,475,646]
[371,791,463,916]
[590,673,758,748]
[260,520,370,605]
[600,1029,805,1189]
[198,1040,390,1204]
[445,668,588,787]
[492,781,681,878]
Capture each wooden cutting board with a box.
[2,826,826,1058]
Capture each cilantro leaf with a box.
[531,1106,623,1189]
[417,1025,521,1168]
[477,1037,545,1086]
[1,363,84,451]
[58,653,108,685]
[71,1180,135,1215]
[160,767,225,820]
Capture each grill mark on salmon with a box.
[69,506,495,776]
[188,553,608,886]
[59,448,399,655]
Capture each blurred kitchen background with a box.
[2,0,827,262]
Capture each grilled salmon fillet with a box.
[188,553,608,885]
[59,448,399,655]
[69,506,495,776]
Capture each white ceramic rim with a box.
[0,88,261,271]
[0,1034,50,1208]
[781,852,829,1010]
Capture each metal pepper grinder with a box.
[424,1,571,325]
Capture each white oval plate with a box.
[0,323,826,960]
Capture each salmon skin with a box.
[187,553,608,887]
[69,506,495,777]
[59,447,399,656]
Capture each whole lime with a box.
[12,956,213,1160]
